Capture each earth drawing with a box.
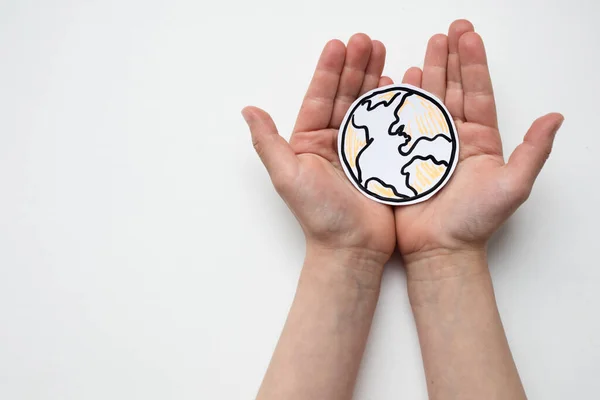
[338,85,459,206]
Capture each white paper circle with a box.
[337,84,459,206]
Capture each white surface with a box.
[0,1,598,398]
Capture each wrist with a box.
[301,244,387,292]
[404,246,487,280]
[404,248,490,307]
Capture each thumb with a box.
[242,106,298,189]
[506,112,564,197]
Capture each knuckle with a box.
[271,172,293,194]
[541,147,552,162]
[252,137,263,157]
[509,181,532,204]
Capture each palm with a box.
[245,35,396,259]
[395,21,562,256]
[288,144,394,256]
[396,122,506,254]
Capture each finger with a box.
[446,19,474,122]
[378,75,393,87]
[421,34,448,100]
[402,67,423,87]
[293,40,346,133]
[243,106,299,190]
[330,33,373,128]
[359,40,386,95]
[505,113,564,198]
[459,32,498,128]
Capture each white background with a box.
[0,0,598,398]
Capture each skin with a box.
[243,19,563,400]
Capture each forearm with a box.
[257,246,384,400]
[406,249,526,400]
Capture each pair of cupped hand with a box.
[242,19,563,267]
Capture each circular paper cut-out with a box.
[338,84,459,206]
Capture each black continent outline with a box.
[353,91,408,184]
[400,156,449,197]
[363,177,409,199]
[341,86,458,203]
[398,133,452,156]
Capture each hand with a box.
[243,35,396,266]
[393,20,564,262]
